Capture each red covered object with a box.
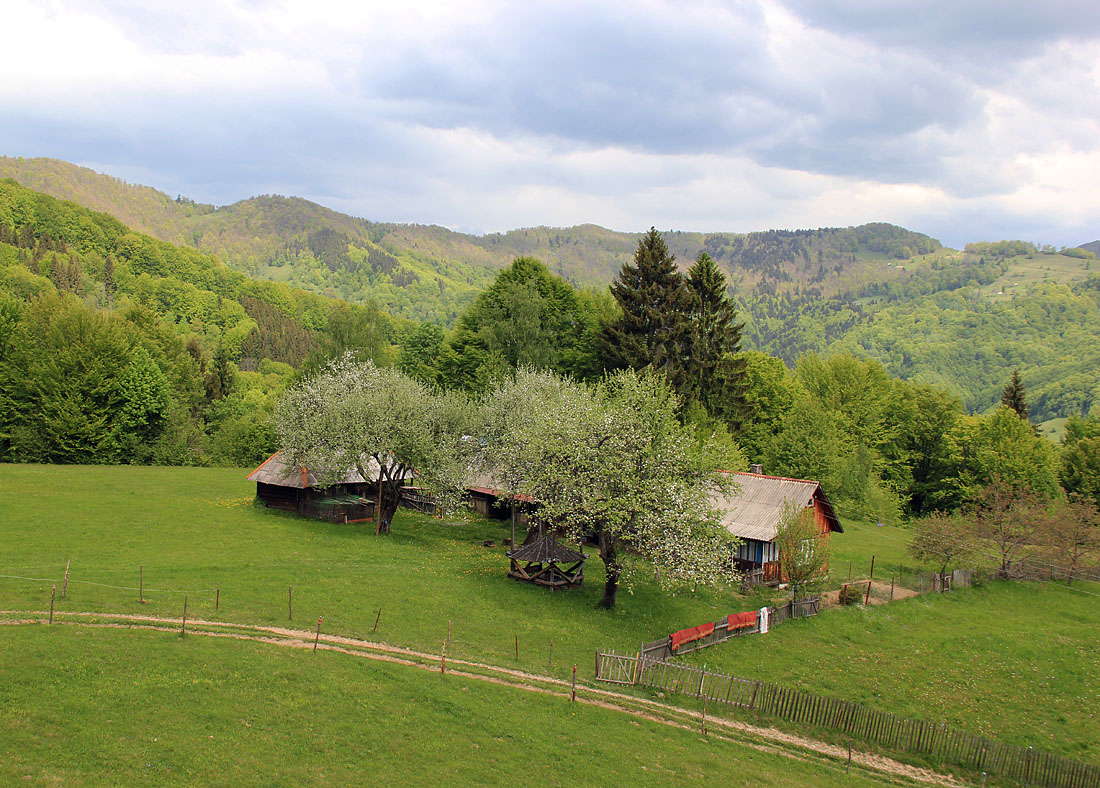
[669,621,715,651]
[727,610,757,630]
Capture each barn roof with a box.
[714,472,842,542]
[246,450,385,489]
[507,533,587,564]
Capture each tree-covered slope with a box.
[0,157,943,321]
[0,178,403,466]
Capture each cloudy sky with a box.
[3,0,1099,247]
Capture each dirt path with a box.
[0,609,963,787]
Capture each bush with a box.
[838,584,865,606]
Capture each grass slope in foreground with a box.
[0,625,894,787]
[2,464,1098,764]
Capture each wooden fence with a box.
[595,652,1100,788]
[640,598,820,661]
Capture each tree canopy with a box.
[274,354,477,532]
[479,368,742,608]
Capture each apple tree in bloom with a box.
[481,367,742,608]
[274,353,476,533]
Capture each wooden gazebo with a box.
[506,534,587,590]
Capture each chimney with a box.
[750,463,764,475]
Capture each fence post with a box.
[373,607,381,633]
[314,616,322,652]
[49,584,55,624]
[62,559,70,599]
[181,595,188,635]
[869,555,875,581]
[571,664,577,703]
[890,576,895,601]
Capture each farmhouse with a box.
[247,450,400,524]
[715,469,843,584]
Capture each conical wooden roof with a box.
[507,533,586,564]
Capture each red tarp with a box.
[670,621,715,651]
[727,610,758,630]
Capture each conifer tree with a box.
[1001,368,1029,421]
[684,251,746,424]
[600,228,691,388]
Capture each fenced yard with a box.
[595,651,1100,788]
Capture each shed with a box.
[246,450,396,524]
[714,471,843,584]
[507,533,587,589]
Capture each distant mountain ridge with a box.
[0,156,943,322]
[3,156,1100,426]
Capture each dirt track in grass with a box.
[0,609,965,787]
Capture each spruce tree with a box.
[1001,368,1030,421]
[684,251,746,425]
[600,228,691,388]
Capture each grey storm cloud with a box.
[2,0,1098,245]
[357,2,991,185]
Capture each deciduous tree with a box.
[481,368,740,608]
[274,354,477,533]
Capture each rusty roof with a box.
[714,472,842,542]
[245,450,386,488]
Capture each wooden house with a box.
[714,471,843,584]
[467,472,533,525]
[246,450,398,524]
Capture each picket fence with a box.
[594,651,1099,788]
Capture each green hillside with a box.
[0,157,944,321]
[4,156,1100,423]
[0,178,407,467]
[2,464,1098,775]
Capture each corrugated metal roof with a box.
[245,450,385,488]
[714,472,842,542]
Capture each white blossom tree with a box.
[481,367,742,608]
[274,354,477,533]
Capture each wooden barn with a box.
[467,473,533,525]
[246,450,399,524]
[714,470,843,585]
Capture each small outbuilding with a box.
[714,469,843,585]
[247,450,396,524]
[507,533,587,590]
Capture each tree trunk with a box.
[377,482,400,535]
[598,532,621,608]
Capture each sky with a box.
[2,0,1099,248]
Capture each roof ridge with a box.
[733,470,820,486]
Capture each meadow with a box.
[0,625,895,788]
[2,464,1098,775]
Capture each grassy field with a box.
[0,464,761,683]
[0,625,894,788]
[674,581,1100,761]
[2,464,1098,769]
[982,251,1094,297]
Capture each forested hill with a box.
[0,157,942,319]
[4,156,1100,427]
[0,178,406,466]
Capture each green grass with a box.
[982,252,1094,296]
[0,464,755,684]
[673,582,1100,762]
[0,625,894,788]
[826,517,914,583]
[3,464,1098,769]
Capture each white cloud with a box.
[0,0,1098,247]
